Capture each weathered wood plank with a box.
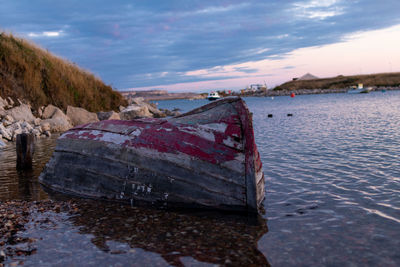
[41,151,246,208]
[16,133,35,169]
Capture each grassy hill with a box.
[0,32,127,112]
[274,72,400,91]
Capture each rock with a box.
[128,97,165,118]
[31,128,41,137]
[120,105,152,120]
[119,105,126,112]
[2,115,14,126]
[41,109,72,132]
[38,106,44,118]
[42,104,60,119]
[6,104,35,123]
[160,109,181,117]
[67,106,99,126]
[12,128,23,141]
[21,121,34,132]
[0,138,6,147]
[33,117,41,126]
[7,97,14,107]
[130,97,145,105]
[34,125,42,133]
[40,122,51,132]
[97,111,121,121]
[147,105,166,118]
[0,96,8,110]
[0,124,12,141]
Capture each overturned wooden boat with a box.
[39,97,265,213]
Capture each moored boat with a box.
[347,84,373,94]
[347,88,372,94]
[207,92,221,100]
[39,97,265,213]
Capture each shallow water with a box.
[1,92,400,266]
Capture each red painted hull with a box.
[39,97,265,213]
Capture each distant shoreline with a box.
[120,90,205,101]
[120,86,400,101]
[249,86,400,97]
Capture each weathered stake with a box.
[16,133,35,169]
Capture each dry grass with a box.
[0,32,127,112]
[274,73,400,91]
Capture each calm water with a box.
[1,92,400,266]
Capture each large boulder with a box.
[97,111,121,121]
[41,108,72,132]
[42,104,60,119]
[67,106,99,126]
[6,104,35,123]
[120,105,152,120]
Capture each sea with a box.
[0,91,399,266]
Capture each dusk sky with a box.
[1,0,400,92]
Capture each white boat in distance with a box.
[207,92,221,101]
[348,84,373,94]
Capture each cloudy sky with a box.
[1,0,400,92]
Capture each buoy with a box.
[268,114,273,118]
[290,92,295,98]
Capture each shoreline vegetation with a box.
[0,32,127,112]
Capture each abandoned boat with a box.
[39,97,265,213]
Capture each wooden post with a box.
[16,133,35,169]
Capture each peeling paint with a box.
[200,123,228,133]
[179,126,215,142]
[131,129,141,137]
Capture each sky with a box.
[1,0,400,92]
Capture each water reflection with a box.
[70,200,269,266]
[0,135,58,201]
[16,169,42,200]
[8,198,269,266]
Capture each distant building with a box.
[249,84,267,91]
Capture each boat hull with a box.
[39,97,265,213]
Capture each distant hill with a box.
[274,72,400,91]
[298,73,319,80]
[0,32,127,112]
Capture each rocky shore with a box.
[0,96,180,146]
